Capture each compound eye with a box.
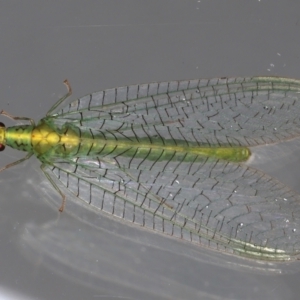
[0,122,5,151]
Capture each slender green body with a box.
[2,76,300,261]
[3,120,250,163]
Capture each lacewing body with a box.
[1,76,300,261]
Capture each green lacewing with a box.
[1,76,300,261]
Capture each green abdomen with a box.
[62,124,251,163]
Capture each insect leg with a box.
[46,79,72,116]
[0,110,35,125]
[40,163,66,212]
[0,153,33,172]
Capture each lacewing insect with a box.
[1,76,300,261]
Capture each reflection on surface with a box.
[0,286,34,300]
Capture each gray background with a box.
[0,1,300,299]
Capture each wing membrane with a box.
[43,76,300,260]
[44,152,300,260]
[49,77,300,147]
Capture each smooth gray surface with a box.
[1,1,300,299]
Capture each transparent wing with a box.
[44,153,300,261]
[49,76,300,147]
[42,76,300,260]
